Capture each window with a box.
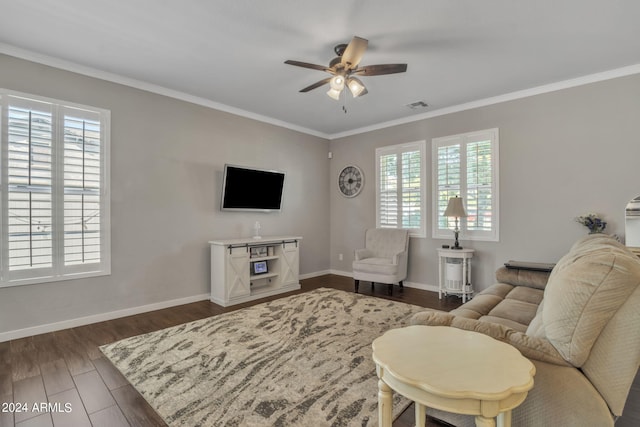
[432,129,499,241]
[0,90,110,287]
[376,140,426,237]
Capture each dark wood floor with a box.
[0,276,461,427]
[1,275,637,427]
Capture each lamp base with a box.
[452,230,463,250]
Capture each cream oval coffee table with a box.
[372,325,535,427]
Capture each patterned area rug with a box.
[101,288,425,427]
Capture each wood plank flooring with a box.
[0,275,637,427]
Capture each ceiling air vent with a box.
[406,101,429,110]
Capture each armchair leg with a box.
[355,279,360,293]
[371,282,375,290]
[388,284,393,295]
[399,281,404,288]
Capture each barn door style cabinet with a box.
[209,236,302,307]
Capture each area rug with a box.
[101,288,425,427]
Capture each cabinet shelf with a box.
[250,255,279,262]
[250,272,278,281]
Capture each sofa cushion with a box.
[449,283,513,319]
[488,299,540,330]
[450,282,544,332]
[409,310,570,366]
[505,285,544,305]
[540,234,640,366]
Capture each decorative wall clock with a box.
[338,165,364,198]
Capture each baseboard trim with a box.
[299,270,332,280]
[326,270,439,293]
[0,271,440,342]
[0,293,210,343]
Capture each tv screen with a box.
[221,164,285,212]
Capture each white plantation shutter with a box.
[378,153,398,227]
[435,141,461,232]
[63,109,103,266]
[432,129,499,241]
[376,141,426,237]
[1,90,110,287]
[466,138,493,232]
[6,99,54,272]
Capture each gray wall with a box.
[330,73,640,291]
[0,54,330,335]
[2,51,640,337]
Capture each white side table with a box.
[437,248,474,303]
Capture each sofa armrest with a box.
[410,310,571,367]
[354,249,373,261]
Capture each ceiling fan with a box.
[284,36,407,100]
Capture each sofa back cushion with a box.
[495,266,550,290]
[539,234,640,366]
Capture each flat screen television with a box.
[221,164,285,212]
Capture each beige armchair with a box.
[352,228,410,295]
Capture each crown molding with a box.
[0,43,330,140]
[329,63,640,139]
[2,43,638,141]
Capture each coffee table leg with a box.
[415,402,426,427]
[497,410,512,427]
[378,379,393,427]
[475,415,496,427]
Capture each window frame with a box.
[375,140,427,238]
[431,128,499,242]
[0,89,111,288]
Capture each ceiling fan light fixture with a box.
[347,77,366,97]
[329,75,345,91]
[326,87,342,100]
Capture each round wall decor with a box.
[338,165,364,197]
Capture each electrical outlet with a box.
[338,253,343,261]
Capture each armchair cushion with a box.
[354,248,374,261]
[353,257,399,276]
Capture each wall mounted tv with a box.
[221,164,285,212]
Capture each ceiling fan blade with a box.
[353,63,408,76]
[341,36,368,69]
[284,60,331,73]
[299,77,332,92]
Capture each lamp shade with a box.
[444,196,467,218]
[329,75,345,91]
[347,77,366,97]
[326,87,342,100]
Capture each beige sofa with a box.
[411,234,640,426]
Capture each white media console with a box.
[209,236,302,307]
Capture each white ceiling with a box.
[1,1,640,139]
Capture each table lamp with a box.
[444,196,467,249]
